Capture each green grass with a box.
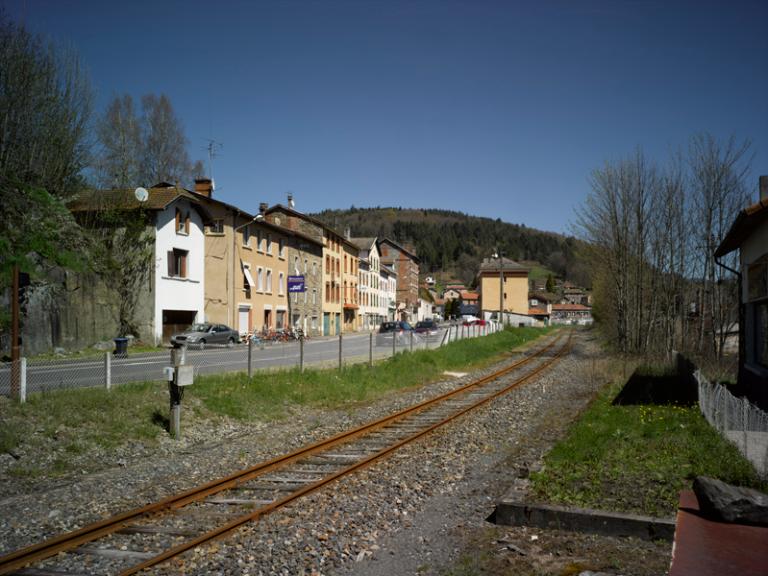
[530,380,767,517]
[1,326,552,479]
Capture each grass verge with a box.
[1,326,551,479]
[530,375,767,518]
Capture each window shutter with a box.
[180,253,187,278]
[185,212,190,234]
[167,250,175,276]
[175,210,180,232]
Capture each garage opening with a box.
[162,310,197,343]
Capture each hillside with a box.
[311,207,590,288]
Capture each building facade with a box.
[477,257,529,318]
[715,175,768,410]
[378,238,420,322]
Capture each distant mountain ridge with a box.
[311,207,589,288]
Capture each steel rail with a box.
[122,333,572,575]
[0,332,564,575]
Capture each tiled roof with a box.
[528,307,550,316]
[477,257,528,272]
[349,237,377,251]
[715,196,768,257]
[68,186,202,212]
[460,291,479,300]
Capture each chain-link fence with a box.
[696,370,768,479]
[0,321,503,401]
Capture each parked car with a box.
[414,319,439,336]
[171,323,239,349]
[462,316,486,326]
[376,321,417,345]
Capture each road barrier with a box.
[0,322,503,401]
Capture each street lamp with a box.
[493,249,504,326]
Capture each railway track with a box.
[1,331,571,575]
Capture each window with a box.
[325,255,330,273]
[266,269,273,293]
[208,219,224,234]
[257,267,264,292]
[279,272,285,295]
[312,261,317,276]
[243,225,250,246]
[279,239,285,258]
[325,282,330,302]
[267,234,273,254]
[295,256,301,275]
[312,315,317,330]
[304,258,308,274]
[256,230,262,252]
[175,209,190,235]
[243,263,255,297]
[167,249,188,278]
[312,288,317,305]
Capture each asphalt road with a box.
[0,329,463,396]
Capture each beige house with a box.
[477,257,529,316]
[342,240,360,332]
[195,179,294,336]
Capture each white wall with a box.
[153,200,206,343]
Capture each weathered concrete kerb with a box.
[493,489,676,542]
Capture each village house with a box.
[550,303,593,325]
[380,265,398,322]
[351,237,381,331]
[68,184,210,345]
[715,175,768,410]
[477,257,529,321]
[265,201,358,335]
[342,235,360,332]
[378,238,420,322]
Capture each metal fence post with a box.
[19,358,26,404]
[247,336,253,379]
[104,352,111,391]
[369,332,373,367]
[338,333,343,370]
[300,336,305,372]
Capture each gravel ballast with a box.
[0,332,672,575]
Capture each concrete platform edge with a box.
[493,491,676,542]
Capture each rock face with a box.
[693,476,768,526]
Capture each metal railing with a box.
[0,321,504,401]
[696,370,768,479]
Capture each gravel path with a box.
[0,332,672,575]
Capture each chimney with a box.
[194,177,213,198]
[760,175,768,201]
[287,192,295,209]
[259,202,268,215]
[344,226,351,240]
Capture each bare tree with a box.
[688,134,751,358]
[94,94,141,188]
[140,93,193,186]
[0,15,92,199]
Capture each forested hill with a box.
[311,207,589,288]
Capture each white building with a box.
[380,265,398,322]
[351,237,381,331]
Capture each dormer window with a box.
[175,208,190,234]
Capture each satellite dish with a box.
[134,187,149,202]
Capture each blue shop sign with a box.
[288,275,305,292]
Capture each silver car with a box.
[171,323,239,350]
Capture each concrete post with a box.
[300,335,305,372]
[19,358,26,404]
[247,336,253,379]
[104,352,111,391]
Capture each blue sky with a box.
[6,0,767,234]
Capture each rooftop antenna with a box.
[204,139,223,185]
